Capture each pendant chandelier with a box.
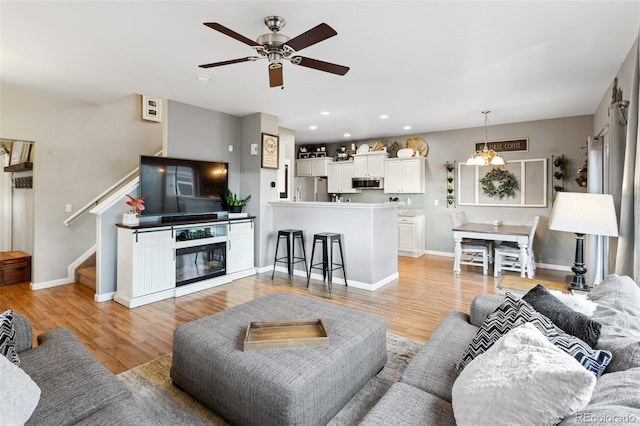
[466,110,505,166]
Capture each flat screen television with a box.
[139,155,228,219]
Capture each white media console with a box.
[115,217,255,308]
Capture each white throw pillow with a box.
[452,323,596,426]
[0,354,41,425]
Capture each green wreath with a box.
[480,168,519,199]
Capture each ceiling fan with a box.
[199,16,350,88]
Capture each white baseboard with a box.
[31,277,73,290]
[94,292,115,302]
[272,265,397,291]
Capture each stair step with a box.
[77,266,96,290]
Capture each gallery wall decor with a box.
[142,95,161,122]
[261,133,279,169]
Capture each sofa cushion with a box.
[19,327,132,426]
[400,311,478,402]
[360,382,455,426]
[523,284,601,347]
[457,292,555,373]
[452,323,596,426]
[559,368,640,425]
[0,309,20,365]
[588,274,640,372]
[0,354,40,425]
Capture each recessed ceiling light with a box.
[309,125,318,130]
[196,74,210,82]
[344,133,351,138]
[403,125,412,130]
[379,114,389,119]
[320,111,330,116]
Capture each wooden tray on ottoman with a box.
[243,319,330,351]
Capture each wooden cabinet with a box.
[353,152,387,177]
[398,213,425,257]
[296,158,331,177]
[384,157,426,193]
[0,251,31,285]
[116,227,176,306]
[227,220,255,274]
[327,162,359,193]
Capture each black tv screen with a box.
[139,155,228,217]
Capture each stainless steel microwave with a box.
[352,177,384,189]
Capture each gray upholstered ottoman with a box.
[170,292,387,426]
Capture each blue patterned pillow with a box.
[546,326,612,377]
[0,309,20,365]
[457,292,556,373]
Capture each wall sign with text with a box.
[474,138,528,153]
[261,133,279,169]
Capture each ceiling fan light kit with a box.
[199,16,350,88]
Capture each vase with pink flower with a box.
[123,194,146,226]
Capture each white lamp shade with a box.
[549,192,619,237]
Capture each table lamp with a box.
[548,192,618,290]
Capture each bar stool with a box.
[307,232,348,292]
[272,229,308,282]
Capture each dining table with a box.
[452,223,532,277]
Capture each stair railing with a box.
[63,150,162,227]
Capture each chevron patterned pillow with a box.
[457,292,555,373]
[0,310,20,365]
[546,326,612,377]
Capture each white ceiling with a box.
[2,1,639,144]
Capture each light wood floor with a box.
[0,254,566,374]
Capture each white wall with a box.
[0,84,162,284]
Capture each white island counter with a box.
[268,201,398,291]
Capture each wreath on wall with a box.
[480,168,520,199]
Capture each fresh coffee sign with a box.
[475,138,528,153]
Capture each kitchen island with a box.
[268,201,398,291]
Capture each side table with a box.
[0,251,32,285]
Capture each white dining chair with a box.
[450,212,492,275]
[493,216,540,278]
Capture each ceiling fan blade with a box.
[283,23,337,52]
[291,56,350,76]
[203,22,260,47]
[269,65,284,87]
[199,57,257,68]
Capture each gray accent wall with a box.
[318,115,593,268]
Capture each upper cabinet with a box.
[384,157,426,193]
[327,161,360,193]
[296,158,332,177]
[353,152,388,177]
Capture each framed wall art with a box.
[261,133,279,169]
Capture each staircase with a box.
[75,252,96,290]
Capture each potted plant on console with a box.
[226,190,251,214]
[123,194,145,226]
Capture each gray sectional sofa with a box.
[13,313,152,426]
[361,274,640,425]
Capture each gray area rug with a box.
[117,332,422,425]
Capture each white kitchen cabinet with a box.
[116,227,176,307]
[296,158,331,177]
[397,212,425,257]
[327,162,359,193]
[353,152,388,177]
[226,219,255,274]
[384,157,426,193]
